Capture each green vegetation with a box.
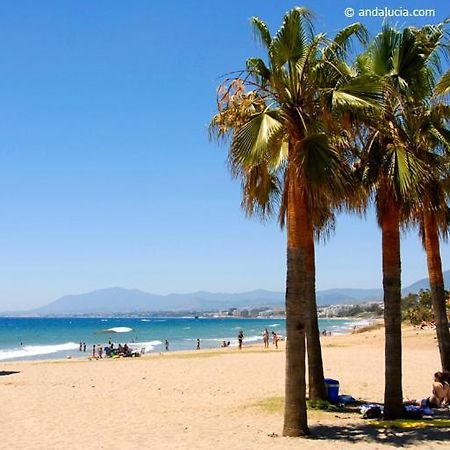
[333,304,383,318]
[402,289,450,326]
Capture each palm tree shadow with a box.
[0,371,20,377]
[310,423,450,447]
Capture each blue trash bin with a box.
[324,378,339,403]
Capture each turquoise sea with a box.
[0,317,370,362]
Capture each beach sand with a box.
[1,325,448,449]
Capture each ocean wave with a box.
[241,335,261,343]
[0,342,79,361]
[268,323,279,328]
[140,319,151,322]
[130,340,162,351]
[100,327,133,334]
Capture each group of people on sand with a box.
[89,340,141,359]
[423,371,450,408]
[262,328,281,349]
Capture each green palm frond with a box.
[230,110,284,168]
[324,22,368,60]
[269,7,313,67]
[385,145,427,198]
[332,75,384,109]
[435,69,450,96]
[295,133,347,195]
[250,17,272,49]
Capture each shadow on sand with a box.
[310,423,450,447]
[0,371,20,377]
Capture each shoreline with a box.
[0,316,375,363]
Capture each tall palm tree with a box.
[356,23,447,419]
[403,96,450,371]
[211,7,382,435]
[413,26,450,372]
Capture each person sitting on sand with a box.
[423,371,449,408]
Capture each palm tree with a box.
[356,23,447,419]
[413,27,450,372]
[211,7,382,435]
[403,96,450,371]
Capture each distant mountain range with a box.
[2,270,447,316]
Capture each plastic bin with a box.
[324,378,340,403]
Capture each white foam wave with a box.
[348,320,373,328]
[0,342,79,361]
[268,323,280,328]
[130,340,162,352]
[140,319,151,322]
[104,327,133,333]
[242,335,261,343]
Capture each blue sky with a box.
[0,0,448,310]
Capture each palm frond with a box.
[230,110,284,168]
[250,17,272,49]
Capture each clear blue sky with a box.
[0,0,448,310]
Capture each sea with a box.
[0,317,371,362]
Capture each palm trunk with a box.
[423,211,450,371]
[382,205,403,419]
[283,160,309,437]
[305,228,327,400]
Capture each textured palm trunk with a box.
[382,206,403,420]
[282,161,309,437]
[423,211,450,371]
[305,227,327,400]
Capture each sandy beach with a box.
[1,325,448,450]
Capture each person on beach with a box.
[263,329,269,348]
[165,340,169,351]
[425,372,450,407]
[238,330,244,349]
[79,342,82,352]
[83,342,86,352]
[272,332,279,349]
[98,346,103,358]
[196,338,200,350]
[92,344,96,357]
